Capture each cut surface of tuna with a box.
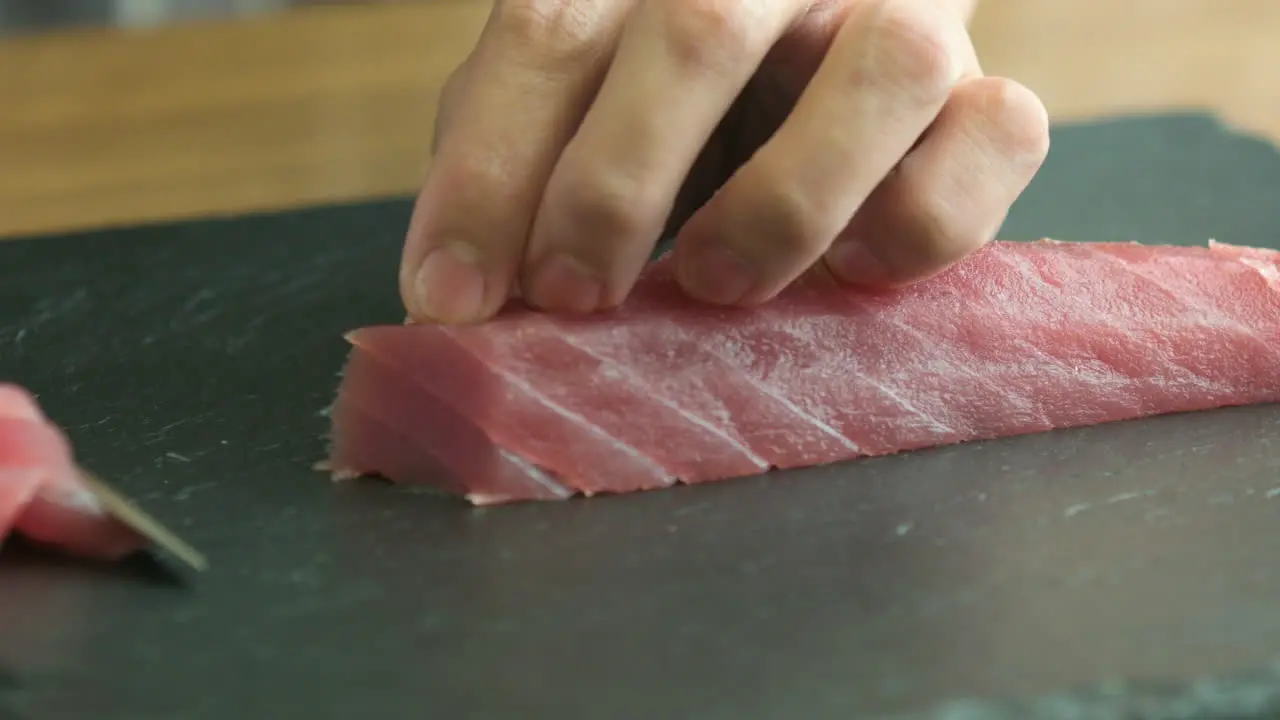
[0,383,148,560]
[326,239,1280,505]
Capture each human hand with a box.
[400,0,1049,323]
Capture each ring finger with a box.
[824,76,1051,287]
[671,0,972,306]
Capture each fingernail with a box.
[525,252,604,313]
[677,243,755,305]
[826,240,890,287]
[413,241,487,322]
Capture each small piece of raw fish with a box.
[0,384,146,559]
[326,239,1280,505]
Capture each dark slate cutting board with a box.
[1,112,1279,720]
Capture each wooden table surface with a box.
[1,0,1276,240]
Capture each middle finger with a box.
[521,0,808,313]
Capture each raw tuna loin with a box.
[326,239,1280,505]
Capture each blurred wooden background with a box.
[0,0,1276,239]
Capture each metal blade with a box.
[77,468,209,572]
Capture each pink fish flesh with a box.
[325,239,1280,505]
[0,383,146,559]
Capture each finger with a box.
[400,0,628,324]
[952,0,980,24]
[519,0,808,313]
[824,76,1050,287]
[429,56,472,155]
[671,0,970,306]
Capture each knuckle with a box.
[748,178,830,260]
[979,78,1052,165]
[433,156,511,212]
[894,175,993,273]
[432,64,470,147]
[868,1,960,99]
[438,62,469,109]
[555,168,658,241]
[492,0,600,68]
[659,0,762,72]
[912,193,973,260]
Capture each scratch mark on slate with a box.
[1063,503,1091,518]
